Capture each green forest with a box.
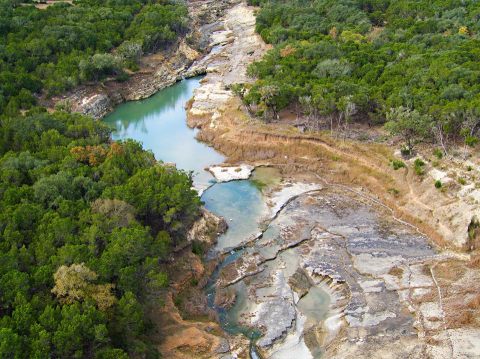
[244,0,480,152]
[0,0,188,114]
[0,109,201,358]
[1,0,480,357]
[0,1,199,357]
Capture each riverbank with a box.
[44,0,240,119]
[184,1,480,358]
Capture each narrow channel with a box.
[103,78,267,356]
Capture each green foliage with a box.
[465,135,479,147]
[105,165,200,240]
[433,148,443,159]
[0,111,201,357]
[0,0,187,112]
[458,177,467,185]
[391,159,406,170]
[191,240,205,256]
[413,158,426,176]
[125,3,188,52]
[246,0,480,143]
[385,107,431,151]
[387,188,400,197]
[435,180,443,188]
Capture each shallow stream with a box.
[104,78,273,356]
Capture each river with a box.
[102,74,437,359]
[104,77,269,351]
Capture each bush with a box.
[388,188,400,197]
[414,158,426,176]
[458,177,467,185]
[433,148,443,159]
[391,159,406,170]
[465,135,479,147]
[400,146,412,157]
[435,180,442,188]
[191,240,205,256]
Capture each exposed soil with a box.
[184,1,480,357]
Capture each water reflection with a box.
[103,78,225,189]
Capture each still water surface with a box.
[103,77,266,250]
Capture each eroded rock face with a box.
[79,93,113,119]
[49,0,240,119]
[187,208,227,244]
[214,183,480,358]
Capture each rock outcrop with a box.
[187,208,227,244]
[208,164,254,182]
[214,181,480,359]
[187,1,269,128]
[49,0,240,119]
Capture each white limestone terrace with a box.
[208,164,254,182]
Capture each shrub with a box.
[388,188,400,196]
[433,148,443,159]
[391,159,406,170]
[414,158,426,176]
[465,135,479,147]
[435,180,442,189]
[400,146,412,157]
[458,177,467,185]
[191,240,205,256]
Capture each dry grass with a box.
[468,253,480,268]
[467,294,480,310]
[188,97,459,251]
[388,267,404,278]
[446,311,474,328]
[433,261,466,281]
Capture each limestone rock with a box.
[208,164,254,182]
[187,208,227,244]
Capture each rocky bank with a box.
[183,1,480,358]
[214,179,480,358]
[47,0,240,119]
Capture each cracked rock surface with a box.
[215,184,480,358]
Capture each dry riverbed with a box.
[185,1,480,358]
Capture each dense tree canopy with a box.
[0,109,201,358]
[245,0,480,149]
[0,0,188,114]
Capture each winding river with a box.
[103,73,434,359]
[104,77,268,349]
[104,77,266,249]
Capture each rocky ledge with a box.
[214,181,480,359]
[49,0,241,119]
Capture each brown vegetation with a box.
[191,98,453,250]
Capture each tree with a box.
[52,263,116,311]
[385,106,431,153]
[0,270,30,308]
[0,328,23,359]
[0,110,191,357]
[107,165,200,237]
[117,41,143,63]
[259,85,281,121]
